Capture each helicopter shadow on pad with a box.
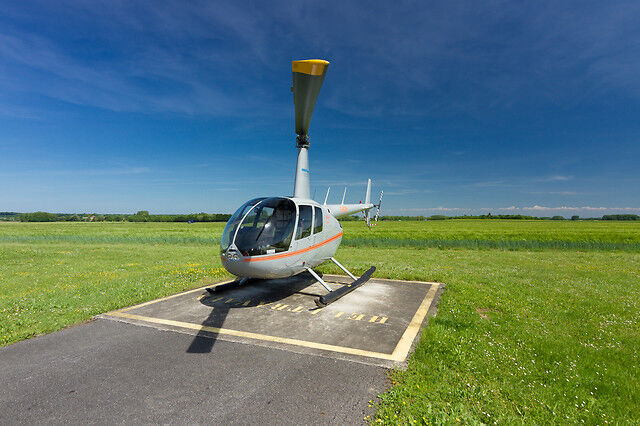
[186,271,323,354]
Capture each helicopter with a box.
[215,59,383,307]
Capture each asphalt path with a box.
[0,319,385,424]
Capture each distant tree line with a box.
[602,214,640,221]
[2,211,639,222]
[344,213,640,221]
[371,214,563,221]
[0,211,231,223]
[127,211,232,223]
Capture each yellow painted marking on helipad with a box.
[107,311,398,361]
[290,306,304,313]
[390,283,440,361]
[105,276,442,363]
[348,314,365,321]
[242,300,251,307]
[197,295,205,301]
[276,304,289,311]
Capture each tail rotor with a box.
[374,190,384,222]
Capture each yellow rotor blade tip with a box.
[292,59,330,76]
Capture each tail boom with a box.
[326,203,375,218]
[326,178,375,218]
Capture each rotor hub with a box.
[296,134,310,148]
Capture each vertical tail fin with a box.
[364,179,372,227]
[365,179,371,204]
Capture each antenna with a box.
[341,187,347,205]
[292,59,329,199]
[323,187,331,205]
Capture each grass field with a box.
[1,220,639,423]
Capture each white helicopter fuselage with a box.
[221,196,373,279]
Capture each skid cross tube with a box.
[330,257,357,281]
[305,267,333,292]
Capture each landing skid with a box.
[307,258,376,307]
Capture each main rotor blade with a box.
[292,59,329,139]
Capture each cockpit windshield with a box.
[220,197,266,253]
[232,197,297,256]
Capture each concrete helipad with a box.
[101,273,443,367]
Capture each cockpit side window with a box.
[295,205,313,240]
[220,197,266,253]
[313,206,323,234]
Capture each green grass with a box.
[1,220,639,423]
[0,224,232,345]
[3,219,640,250]
[343,219,640,252]
[317,248,640,424]
[0,221,225,245]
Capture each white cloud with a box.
[527,205,639,211]
[546,175,573,182]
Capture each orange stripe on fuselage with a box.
[242,231,343,262]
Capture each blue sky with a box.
[1,1,639,217]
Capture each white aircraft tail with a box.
[364,179,372,226]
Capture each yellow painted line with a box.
[379,317,388,324]
[390,283,440,361]
[334,311,344,318]
[290,306,304,313]
[106,311,397,361]
[114,280,234,313]
[369,315,379,323]
[242,300,251,307]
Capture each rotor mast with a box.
[292,59,329,199]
